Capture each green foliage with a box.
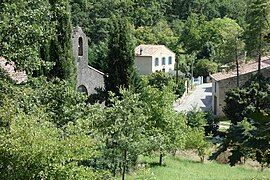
[26,77,89,126]
[245,0,270,58]
[0,0,54,74]
[147,71,175,91]
[49,0,76,87]
[0,111,105,179]
[184,108,211,162]
[95,88,147,178]
[104,17,136,97]
[210,116,270,171]
[0,77,109,179]
[213,73,270,168]
[169,0,247,22]
[186,128,212,163]
[185,108,207,129]
[224,73,270,124]
[194,59,218,77]
[141,83,186,165]
[180,15,244,65]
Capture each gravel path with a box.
[174,83,212,112]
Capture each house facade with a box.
[134,45,175,75]
[210,56,270,117]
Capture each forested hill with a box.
[70,0,270,75]
[1,0,269,77]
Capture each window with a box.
[168,56,172,65]
[155,58,159,66]
[78,37,83,56]
[162,57,166,65]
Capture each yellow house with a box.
[134,45,175,75]
[210,56,270,117]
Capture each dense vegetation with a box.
[0,0,270,179]
[211,74,270,171]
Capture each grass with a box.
[124,155,270,180]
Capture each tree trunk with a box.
[176,59,179,84]
[258,33,262,73]
[200,156,205,163]
[122,150,127,180]
[159,153,163,166]
[235,37,239,87]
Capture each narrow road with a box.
[174,83,212,112]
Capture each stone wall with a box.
[212,68,270,117]
[72,26,104,95]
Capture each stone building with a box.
[210,56,270,117]
[72,26,104,95]
[134,45,175,75]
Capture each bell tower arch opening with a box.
[78,37,83,56]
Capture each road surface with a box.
[174,83,212,112]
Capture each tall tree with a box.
[97,89,147,179]
[49,0,76,87]
[104,17,136,96]
[245,0,270,72]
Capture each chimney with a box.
[140,48,143,55]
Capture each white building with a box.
[134,45,175,75]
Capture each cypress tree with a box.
[104,17,136,96]
[49,0,76,87]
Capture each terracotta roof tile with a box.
[135,44,174,57]
[0,57,27,84]
[211,56,270,81]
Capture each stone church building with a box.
[72,26,104,95]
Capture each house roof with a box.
[210,56,270,81]
[135,44,175,57]
[0,57,27,84]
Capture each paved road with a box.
[174,83,212,112]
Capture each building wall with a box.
[72,26,104,95]
[134,56,152,75]
[212,68,270,117]
[152,53,175,73]
[135,51,175,75]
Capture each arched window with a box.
[162,57,166,65]
[78,37,83,56]
[168,56,172,65]
[155,58,159,66]
[77,85,88,95]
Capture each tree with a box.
[184,108,211,162]
[95,88,147,179]
[210,115,270,171]
[49,0,76,86]
[104,17,136,97]
[194,59,218,77]
[224,73,270,124]
[0,0,54,74]
[0,77,108,179]
[147,71,175,90]
[180,15,244,66]
[141,74,187,166]
[245,0,270,72]
[169,0,247,23]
